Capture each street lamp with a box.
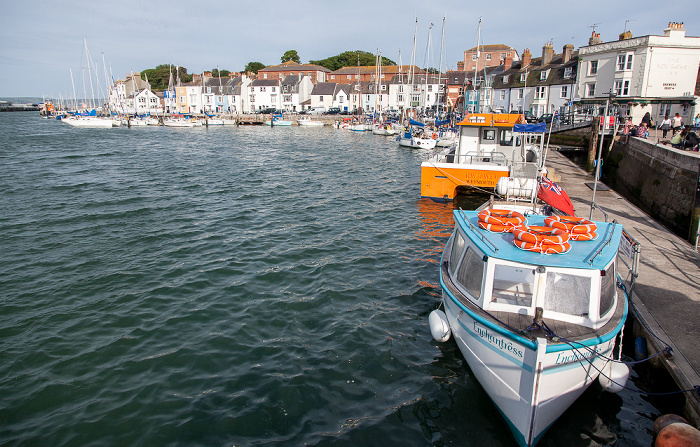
[590,90,616,219]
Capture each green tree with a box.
[140,65,192,90]
[244,62,266,74]
[310,51,396,71]
[212,68,231,78]
[281,50,300,63]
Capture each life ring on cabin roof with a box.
[477,209,526,227]
[512,225,570,245]
[514,239,572,254]
[432,133,438,139]
[545,216,597,234]
[478,220,518,233]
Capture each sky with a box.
[1,0,699,98]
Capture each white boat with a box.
[397,128,437,149]
[163,117,199,127]
[371,123,397,135]
[62,116,119,128]
[430,206,632,446]
[434,128,458,147]
[206,118,224,126]
[265,119,293,126]
[297,117,324,127]
[421,114,546,200]
[348,123,368,131]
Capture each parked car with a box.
[523,111,538,123]
[326,107,341,115]
[307,107,326,115]
[258,107,276,114]
[538,113,554,124]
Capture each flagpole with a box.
[590,91,615,220]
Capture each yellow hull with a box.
[420,163,510,201]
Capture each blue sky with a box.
[1,0,698,97]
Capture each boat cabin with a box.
[444,212,623,332]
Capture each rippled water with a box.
[0,113,662,446]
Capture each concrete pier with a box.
[545,148,700,424]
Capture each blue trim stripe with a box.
[445,299,533,373]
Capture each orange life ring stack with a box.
[512,225,571,254]
[544,216,598,241]
[477,209,526,233]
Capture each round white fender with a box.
[599,362,630,393]
[429,310,451,342]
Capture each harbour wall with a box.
[603,137,700,241]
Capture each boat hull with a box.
[442,294,619,446]
[420,162,510,200]
[397,135,436,149]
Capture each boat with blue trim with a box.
[430,208,631,446]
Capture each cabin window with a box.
[455,247,483,299]
[544,271,591,316]
[499,129,521,146]
[491,264,534,306]
[448,232,465,275]
[599,263,615,317]
[483,129,496,141]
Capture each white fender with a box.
[429,310,451,342]
[599,362,629,393]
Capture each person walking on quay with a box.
[660,114,671,138]
[641,112,651,128]
[671,112,683,135]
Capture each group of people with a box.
[623,111,699,151]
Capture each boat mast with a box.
[409,17,417,117]
[423,23,433,114]
[437,17,445,114]
[84,38,96,110]
[69,68,77,112]
[473,19,481,113]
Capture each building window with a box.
[503,75,509,83]
[501,53,506,59]
[347,75,351,80]
[472,54,477,61]
[614,80,630,96]
[560,85,568,98]
[623,80,630,96]
[284,95,292,102]
[486,54,492,60]
[536,86,546,99]
[589,60,598,75]
[263,73,268,79]
[339,96,344,103]
[500,90,506,100]
[319,96,323,102]
[564,67,572,78]
[540,71,547,80]
[398,94,403,102]
[520,73,526,82]
[587,83,596,97]
[250,95,255,102]
[272,87,276,92]
[381,85,386,91]
[518,89,523,99]
[260,87,266,92]
[428,85,433,92]
[617,53,633,71]
[331,75,335,79]
[399,85,404,93]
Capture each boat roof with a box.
[456,113,524,127]
[454,210,623,271]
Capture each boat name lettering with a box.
[554,346,601,365]
[465,172,500,187]
[473,322,523,358]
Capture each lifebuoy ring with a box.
[513,225,570,245]
[514,239,571,254]
[478,220,517,233]
[545,216,597,234]
[432,133,438,139]
[477,209,526,227]
[568,231,597,241]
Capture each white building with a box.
[576,23,700,123]
[280,75,313,112]
[249,79,281,112]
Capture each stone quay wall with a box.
[604,137,700,239]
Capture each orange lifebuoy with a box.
[478,220,518,233]
[432,133,438,139]
[477,209,526,227]
[514,239,571,254]
[513,225,570,245]
[545,216,598,234]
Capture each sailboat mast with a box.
[84,38,96,110]
[409,18,417,115]
[424,23,433,113]
[437,17,445,112]
[69,68,77,111]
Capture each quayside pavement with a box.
[545,149,700,422]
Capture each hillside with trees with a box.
[140,65,192,90]
[310,51,396,71]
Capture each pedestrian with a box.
[623,116,633,142]
[660,114,671,138]
[638,122,649,139]
[671,112,683,134]
[641,112,651,128]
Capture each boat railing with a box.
[510,161,539,179]
[618,229,642,297]
[587,220,620,266]
[454,152,508,166]
[459,209,499,253]
[590,201,609,222]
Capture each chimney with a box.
[521,48,532,67]
[562,44,574,63]
[542,43,554,65]
[457,61,465,71]
[504,55,514,68]
[664,22,687,39]
[619,30,633,40]
[588,31,602,45]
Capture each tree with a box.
[281,50,300,64]
[310,51,396,71]
[140,65,192,90]
[244,62,266,74]
[212,68,231,78]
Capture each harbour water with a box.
[0,113,664,446]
